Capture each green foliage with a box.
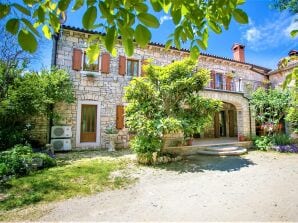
[271,0,298,14]
[0,145,56,182]
[283,66,298,132]
[271,0,298,37]
[253,133,292,151]
[272,134,292,146]
[125,59,221,159]
[0,0,249,60]
[286,106,298,133]
[253,136,273,151]
[251,88,291,135]
[232,8,249,24]
[18,29,37,53]
[0,66,75,150]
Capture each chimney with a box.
[288,50,298,57]
[232,43,245,63]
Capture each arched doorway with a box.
[198,90,254,139]
[213,102,238,138]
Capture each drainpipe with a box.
[48,33,60,143]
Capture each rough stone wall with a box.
[199,90,254,138]
[36,28,267,149]
[30,116,49,145]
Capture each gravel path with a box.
[39,151,298,221]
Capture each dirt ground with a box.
[26,151,298,221]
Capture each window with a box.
[215,73,223,89]
[127,59,139,76]
[83,51,99,72]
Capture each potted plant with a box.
[238,133,245,141]
[226,71,235,78]
[105,125,118,151]
[86,73,96,80]
[183,136,193,146]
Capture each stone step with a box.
[204,146,241,152]
[197,147,247,156]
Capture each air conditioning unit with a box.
[51,126,72,138]
[51,139,71,151]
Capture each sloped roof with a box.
[61,25,271,73]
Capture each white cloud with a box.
[245,27,261,42]
[160,15,172,25]
[284,18,298,38]
[242,13,298,51]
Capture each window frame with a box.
[79,49,101,75]
[215,73,224,90]
[126,58,140,77]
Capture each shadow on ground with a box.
[155,155,256,173]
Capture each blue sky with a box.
[37,0,298,70]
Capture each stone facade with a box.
[269,56,298,88]
[33,26,272,149]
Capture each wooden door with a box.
[228,110,235,137]
[81,105,97,142]
[214,112,220,138]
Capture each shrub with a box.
[272,134,292,146]
[125,59,221,163]
[0,145,56,183]
[253,136,273,151]
[31,153,56,168]
[0,68,75,151]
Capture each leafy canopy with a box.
[1,0,248,61]
[283,62,298,133]
[250,88,291,135]
[124,59,221,159]
[0,67,75,150]
[271,0,298,37]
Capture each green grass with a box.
[0,157,134,212]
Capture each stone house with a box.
[33,25,295,149]
[268,50,298,88]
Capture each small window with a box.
[215,73,223,89]
[83,51,99,72]
[127,59,139,76]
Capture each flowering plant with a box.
[274,144,298,153]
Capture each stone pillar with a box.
[237,110,244,136]
[250,109,256,137]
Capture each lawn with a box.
[0,151,136,216]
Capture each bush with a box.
[0,145,56,183]
[253,136,273,151]
[0,68,75,151]
[125,59,221,162]
[272,134,292,146]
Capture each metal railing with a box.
[205,75,266,93]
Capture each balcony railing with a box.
[205,74,266,94]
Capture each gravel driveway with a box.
[39,151,298,221]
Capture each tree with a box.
[0,30,33,99]
[0,0,248,62]
[0,68,74,150]
[124,59,221,163]
[271,0,298,37]
[282,61,298,133]
[272,0,298,13]
[251,88,291,135]
[271,0,298,132]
